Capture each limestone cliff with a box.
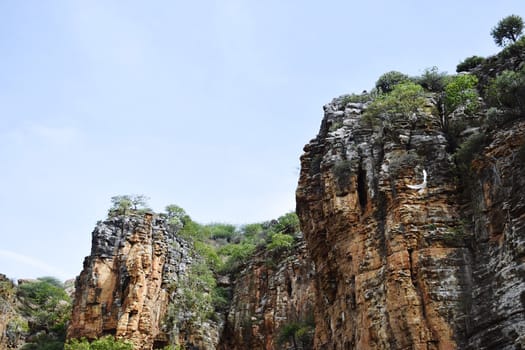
[296,96,525,349]
[67,212,219,349]
[218,239,316,350]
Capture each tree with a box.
[109,195,149,215]
[164,204,187,231]
[17,277,71,349]
[443,74,479,115]
[456,56,485,73]
[130,195,149,210]
[110,195,132,215]
[416,66,449,92]
[486,68,525,113]
[364,81,427,123]
[491,15,524,47]
[375,71,410,93]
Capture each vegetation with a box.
[486,67,525,114]
[491,14,524,47]
[341,91,376,105]
[443,74,479,115]
[375,71,410,93]
[416,66,449,92]
[363,81,427,124]
[176,262,216,323]
[500,35,525,59]
[65,336,133,350]
[17,277,71,335]
[454,133,487,174]
[13,277,71,350]
[277,317,315,350]
[159,202,302,346]
[267,233,294,253]
[109,194,150,216]
[456,55,485,73]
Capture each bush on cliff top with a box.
[375,70,410,93]
[457,55,485,73]
[443,74,479,115]
[363,81,426,123]
[486,67,525,114]
[415,66,450,92]
[65,336,133,350]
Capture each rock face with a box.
[67,213,216,349]
[0,274,24,349]
[218,240,316,350]
[296,98,525,349]
[467,122,525,349]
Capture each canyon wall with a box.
[67,213,218,349]
[219,240,316,350]
[296,97,525,349]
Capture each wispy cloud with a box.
[0,249,70,281]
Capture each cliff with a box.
[67,212,219,349]
[219,239,316,350]
[0,275,23,349]
[296,95,525,349]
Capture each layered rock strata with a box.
[296,98,525,349]
[67,213,216,349]
[218,240,316,350]
[467,121,525,349]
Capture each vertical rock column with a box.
[67,213,190,349]
[296,98,471,349]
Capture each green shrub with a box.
[208,224,237,241]
[416,66,449,92]
[212,286,230,311]
[454,133,487,173]
[491,14,524,47]
[17,277,71,334]
[500,35,525,58]
[218,242,256,272]
[456,56,485,73]
[277,319,315,350]
[375,71,410,93]
[194,241,223,271]
[341,92,374,105]
[486,68,525,113]
[444,74,480,115]
[65,336,133,350]
[273,212,300,235]
[267,233,294,253]
[21,334,65,350]
[242,223,264,238]
[364,82,426,123]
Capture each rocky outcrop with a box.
[67,213,218,349]
[296,97,525,349]
[219,239,316,350]
[0,275,25,349]
[467,122,525,349]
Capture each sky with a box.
[1,1,524,281]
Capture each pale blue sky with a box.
[1,1,523,280]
